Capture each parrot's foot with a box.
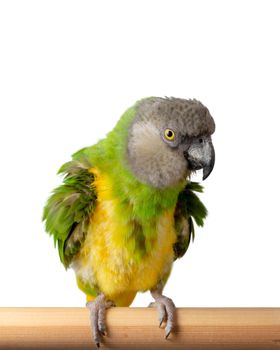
[150,290,175,339]
[86,294,114,348]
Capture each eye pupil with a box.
[167,130,173,138]
[199,138,203,143]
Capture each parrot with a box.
[43,97,215,347]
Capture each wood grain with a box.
[0,307,280,349]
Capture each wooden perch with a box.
[0,307,280,349]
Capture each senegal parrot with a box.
[43,97,215,347]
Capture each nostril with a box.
[199,138,203,144]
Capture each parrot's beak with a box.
[184,137,215,180]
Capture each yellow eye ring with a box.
[164,128,175,141]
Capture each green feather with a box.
[173,181,208,259]
[177,182,208,227]
[43,156,96,267]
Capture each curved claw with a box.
[150,292,176,338]
[87,294,114,348]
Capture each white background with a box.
[0,0,279,307]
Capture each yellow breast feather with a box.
[74,168,176,306]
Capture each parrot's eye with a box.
[164,129,175,141]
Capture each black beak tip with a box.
[202,171,210,181]
[202,162,215,180]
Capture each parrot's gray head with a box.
[127,97,215,188]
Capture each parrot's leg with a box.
[86,293,114,348]
[150,288,175,339]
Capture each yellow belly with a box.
[74,168,176,305]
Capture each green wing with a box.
[42,149,97,268]
[173,182,208,259]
